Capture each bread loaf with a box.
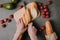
[14,2,40,27]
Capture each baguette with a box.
[45,20,53,35]
[14,2,40,27]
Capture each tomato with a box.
[46,11,49,15]
[9,14,13,19]
[0,4,3,8]
[40,6,43,9]
[42,11,45,15]
[1,24,6,28]
[47,1,52,5]
[18,5,23,9]
[43,5,47,9]
[0,20,4,24]
[4,18,8,23]
[46,15,49,18]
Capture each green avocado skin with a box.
[3,3,15,10]
[11,0,19,3]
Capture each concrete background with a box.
[0,0,60,40]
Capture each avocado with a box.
[3,3,16,10]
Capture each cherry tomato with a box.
[46,15,49,18]
[4,18,9,23]
[46,11,49,15]
[7,19,11,23]
[42,11,45,15]
[40,6,43,9]
[43,5,47,9]
[18,5,23,9]
[9,14,13,19]
[44,8,48,12]
[47,1,52,5]
[40,26,45,31]
[1,24,6,28]
[0,20,4,24]
[42,15,46,18]
[0,4,3,8]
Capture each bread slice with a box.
[25,8,31,25]
[22,8,31,27]
[14,7,26,23]
[14,7,31,27]
[26,2,40,20]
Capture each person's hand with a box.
[28,23,38,40]
[16,18,27,35]
[13,18,27,40]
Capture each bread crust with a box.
[14,7,26,23]
[26,2,40,20]
[45,20,53,35]
[22,8,31,27]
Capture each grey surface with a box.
[0,0,60,40]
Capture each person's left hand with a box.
[16,18,27,35]
[13,18,27,40]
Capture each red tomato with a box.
[18,5,23,9]
[38,2,42,6]
[46,11,49,15]
[47,1,52,5]
[0,20,4,24]
[40,6,43,9]
[44,8,48,12]
[42,15,46,18]
[42,11,45,15]
[9,14,13,19]
[46,15,49,18]
[1,24,6,28]
[43,5,47,9]
[0,4,3,8]
[7,19,11,23]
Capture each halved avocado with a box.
[3,3,16,10]
[11,0,19,4]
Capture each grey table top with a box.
[0,0,60,40]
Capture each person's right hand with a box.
[28,23,38,40]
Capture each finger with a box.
[19,18,22,23]
[28,23,33,31]
[20,18,23,24]
[16,24,18,27]
[16,19,20,24]
[28,22,33,27]
[33,26,37,32]
[28,24,33,30]
[30,22,33,25]
[22,27,27,33]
